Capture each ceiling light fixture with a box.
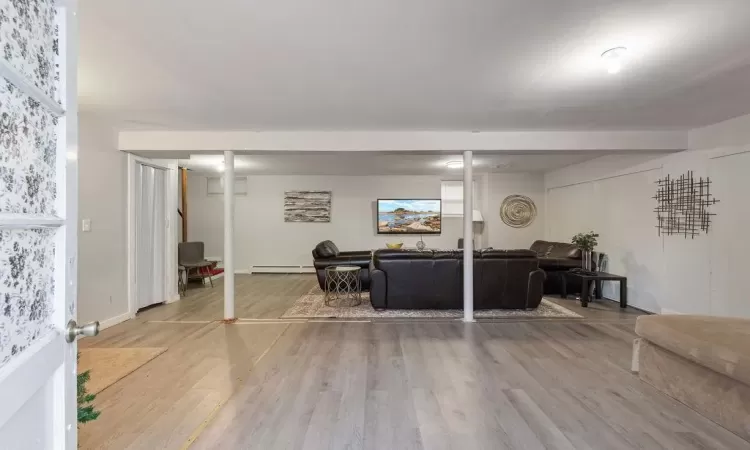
[445,160,464,169]
[601,47,628,74]
[216,163,225,172]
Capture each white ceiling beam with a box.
[119,130,687,153]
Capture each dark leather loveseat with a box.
[369,249,545,310]
[530,240,582,294]
[312,240,371,290]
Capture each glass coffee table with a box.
[324,266,362,307]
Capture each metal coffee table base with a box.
[325,266,362,307]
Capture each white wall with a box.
[689,113,750,150]
[77,114,129,326]
[708,151,750,317]
[547,168,665,313]
[186,172,546,270]
[485,173,546,250]
[78,118,179,327]
[545,128,750,317]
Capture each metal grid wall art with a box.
[653,171,719,239]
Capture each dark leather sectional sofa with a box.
[311,239,581,310]
[369,249,545,310]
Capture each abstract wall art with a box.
[500,195,537,228]
[653,171,719,239]
[284,191,332,222]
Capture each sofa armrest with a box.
[527,269,546,309]
[314,255,371,270]
[369,268,387,309]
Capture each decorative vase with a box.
[582,250,592,271]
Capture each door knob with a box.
[66,320,100,343]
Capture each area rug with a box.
[78,347,167,394]
[281,287,582,319]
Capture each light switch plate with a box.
[82,219,91,232]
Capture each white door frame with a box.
[0,1,78,447]
[126,154,179,319]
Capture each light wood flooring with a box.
[79,274,750,450]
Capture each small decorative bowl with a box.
[386,242,404,249]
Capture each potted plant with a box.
[78,354,100,425]
[572,231,599,271]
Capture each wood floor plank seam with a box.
[147,320,216,324]
[179,323,292,450]
[147,319,308,325]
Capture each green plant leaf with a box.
[77,353,101,424]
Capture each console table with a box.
[562,271,627,308]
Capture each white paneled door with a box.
[0,1,80,449]
[134,163,168,309]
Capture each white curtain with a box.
[135,164,167,309]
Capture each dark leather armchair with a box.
[530,240,582,294]
[312,240,371,290]
[369,249,545,310]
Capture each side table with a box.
[325,266,362,307]
[562,270,627,308]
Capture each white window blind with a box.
[441,180,477,216]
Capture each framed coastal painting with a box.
[376,199,442,234]
[284,191,332,222]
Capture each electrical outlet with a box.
[82,219,91,232]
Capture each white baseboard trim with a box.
[99,311,133,330]
[661,308,684,315]
[250,266,315,274]
[211,269,252,279]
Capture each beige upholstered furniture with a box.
[634,315,750,441]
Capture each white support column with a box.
[463,150,474,322]
[223,150,235,320]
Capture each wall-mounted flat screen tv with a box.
[377,199,441,234]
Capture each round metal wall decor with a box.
[500,195,537,228]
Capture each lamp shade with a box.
[472,209,484,222]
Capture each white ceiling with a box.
[173,152,668,175]
[80,0,750,131]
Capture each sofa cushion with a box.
[635,315,750,387]
[547,243,581,259]
[374,249,435,261]
[530,240,553,257]
[481,249,537,259]
[538,257,581,270]
[313,240,340,258]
